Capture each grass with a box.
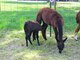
[1,30,80,60]
[0,1,80,60]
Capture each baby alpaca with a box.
[24,21,42,46]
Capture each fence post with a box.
[49,0,56,37]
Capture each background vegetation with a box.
[0,1,80,60]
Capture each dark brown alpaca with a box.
[24,21,42,46]
[74,11,80,40]
[36,7,67,53]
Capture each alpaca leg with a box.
[42,23,48,40]
[28,37,32,45]
[33,31,36,41]
[74,24,80,40]
[28,32,33,45]
[25,36,28,46]
[36,31,40,46]
[26,32,32,45]
[25,32,29,46]
[75,24,80,33]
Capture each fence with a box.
[0,0,80,31]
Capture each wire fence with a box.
[0,0,80,31]
[0,1,49,11]
[0,0,79,11]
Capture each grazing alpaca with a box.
[24,21,42,46]
[36,7,67,53]
[74,11,80,40]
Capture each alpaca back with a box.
[24,21,42,32]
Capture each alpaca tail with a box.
[24,22,28,34]
[36,12,42,24]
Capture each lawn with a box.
[0,1,80,60]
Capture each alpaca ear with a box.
[63,37,67,42]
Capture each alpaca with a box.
[36,7,67,53]
[74,11,80,40]
[24,21,42,46]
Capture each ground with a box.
[0,30,80,60]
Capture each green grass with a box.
[0,11,36,30]
[0,1,80,60]
[0,2,80,31]
[0,1,49,31]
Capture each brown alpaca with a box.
[74,11,80,40]
[36,7,67,53]
[24,21,42,46]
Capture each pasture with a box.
[0,1,80,60]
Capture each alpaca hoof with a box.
[33,39,35,41]
[21,44,24,46]
[44,38,47,40]
[45,37,47,40]
[26,43,28,46]
[38,44,40,46]
[74,35,78,41]
[33,38,36,41]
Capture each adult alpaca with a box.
[24,21,42,46]
[36,7,67,53]
[74,11,80,40]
